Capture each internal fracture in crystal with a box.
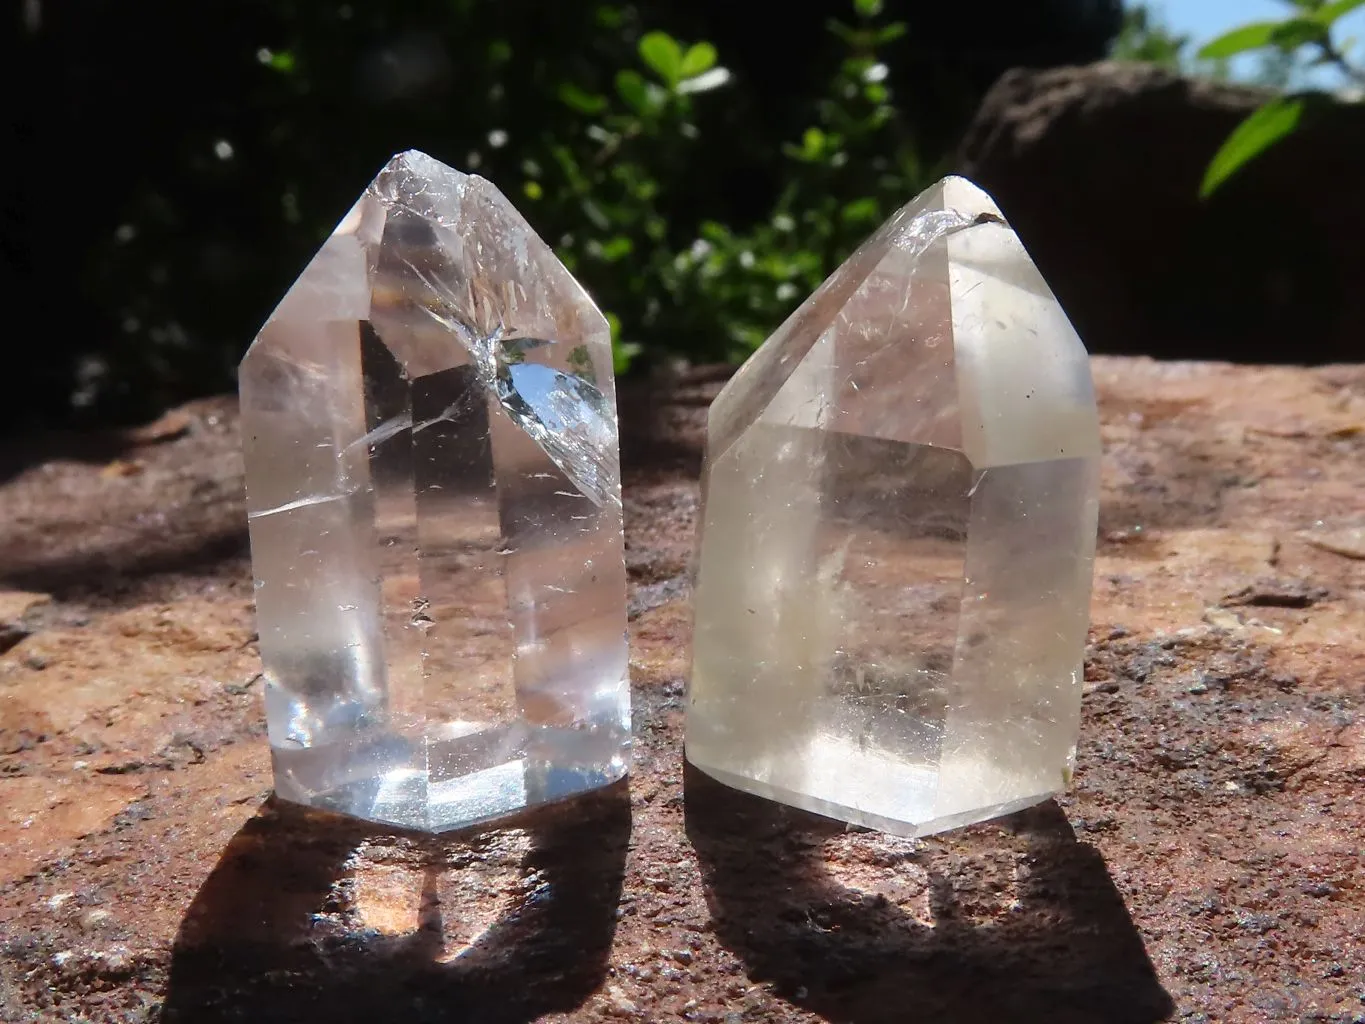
[687,176,1100,838]
[241,151,629,832]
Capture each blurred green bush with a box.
[537,1,937,372]
[11,0,1123,426]
[105,0,932,398]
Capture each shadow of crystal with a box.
[684,764,1174,1024]
[159,781,630,1024]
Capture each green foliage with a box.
[1109,5,1232,82]
[66,0,940,412]
[1198,21,1284,59]
[528,2,938,368]
[1321,0,1365,19]
[22,0,1128,424]
[1199,96,1305,196]
[1110,5,1191,69]
[1196,0,1365,195]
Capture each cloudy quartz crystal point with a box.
[687,176,1101,838]
[240,151,629,832]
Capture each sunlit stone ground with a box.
[0,357,1362,1021]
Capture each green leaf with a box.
[266,50,296,73]
[613,340,641,376]
[639,31,684,86]
[614,69,652,114]
[1316,0,1365,23]
[841,197,879,224]
[1200,96,1304,198]
[801,126,826,159]
[699,221,732,243]
[1196,21,1280,58]
[854,0,883,16]
[605,311,640,375]
[595,4,625,29]
[597,236,634,261]
[679,41,717,78]
[557,83,607,114]
[874,22,908,44]
[827,19,856,45]
[1269,17,1330,48]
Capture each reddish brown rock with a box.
[0,358,1362,1023]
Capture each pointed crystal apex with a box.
[242,151,629,832]
[688,175,1099,838]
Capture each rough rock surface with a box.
[958,62,1365,366]
[1,358,1363,1023]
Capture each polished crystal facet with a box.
[687,177,1100,838]
[241,151,628,832]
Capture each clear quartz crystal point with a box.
[687,177,1100,838]
[241,150,628,832]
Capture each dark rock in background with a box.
[960,62,1365,364]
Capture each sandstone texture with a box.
[0,357,1363,1023]
[959,62,1365,366]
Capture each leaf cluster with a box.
[1196,0,1364,195]
[523,1,936,371]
